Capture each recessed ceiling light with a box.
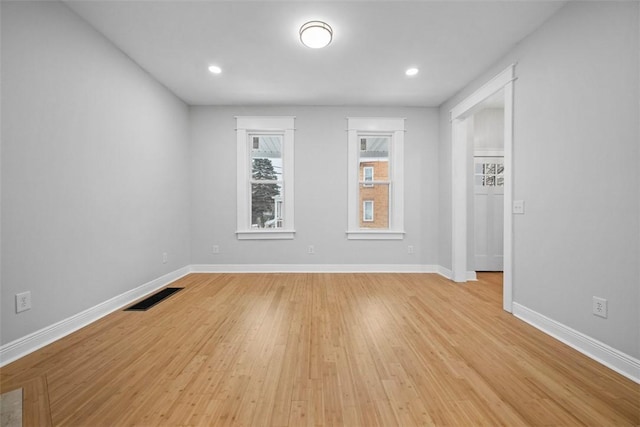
[406,68,419,76]
[208,65,222,74]
[300,21,333,49]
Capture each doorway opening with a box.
[470,92,505,272]
[450,65,515,312]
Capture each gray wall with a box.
[439,1,639,357]
[190,106,439,266]
[1,1,191,345]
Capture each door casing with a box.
[450,64,515,312]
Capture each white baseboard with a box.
[513,303,640,384]
[191,263,440,274]
[436,266,477,281]
[11,266,636,386]
[191,264,479,281]
[0,266,191,367]
[0,263,464,367]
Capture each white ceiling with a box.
[65,1,565,107]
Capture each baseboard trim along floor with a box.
[513,303,640,384]
[1,265,637,385]
[0,266,191,366]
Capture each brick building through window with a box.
[359,155,390,228]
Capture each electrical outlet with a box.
[212,245,220,254]
[592,296,608,318]
[308,245,315,255]
[513,200,525,214]
[162,252,168,264]
[16,291,31,313]
[407,245,415,254]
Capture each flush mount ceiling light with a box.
[405,67,419,76]
[299,21,333,49]
[208,65,222,74]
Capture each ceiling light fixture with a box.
[208,65,222,74]
[299,21,333,49]
[406,68,419,76]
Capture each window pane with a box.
[485,163,496,174]
[359,183,389,229]
[360,136,389,160]
[485,176,495,186]
[251,183,283,228]
[497,177,504,186]
[252,135,283,181]
[497,164,504,175]
[359,137,390,228]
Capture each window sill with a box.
[236,230,295,240]
[346,230,405,240]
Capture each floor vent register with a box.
[124,287,183,311]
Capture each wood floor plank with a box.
[22,375,53,427]
[1,272,638,426]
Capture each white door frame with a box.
[450,64,515,312]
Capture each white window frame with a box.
[236,116,295,240]
[363,200,374,222]
[347,117,405,240]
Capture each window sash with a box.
[250,182,284,229]
[359,183,390,229]
[358,135,392,231]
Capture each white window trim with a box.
[347,117,405,240]
[236,116,295,240]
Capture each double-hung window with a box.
[236,116,295,240]
[347,117,405,240]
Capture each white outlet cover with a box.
[592,296,608,318]
[16,291,31,313]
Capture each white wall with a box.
[439,1,639,358]
[1,1,191,345]
[190,106,439,267]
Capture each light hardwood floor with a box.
[1,273,638,426]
